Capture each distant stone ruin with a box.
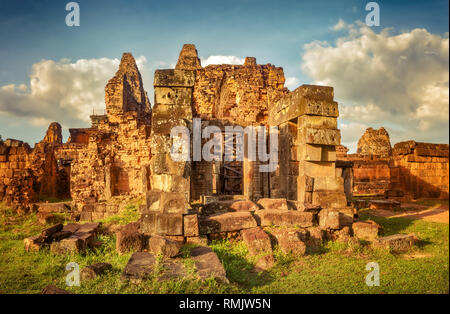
[338,127,449,199]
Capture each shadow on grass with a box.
[360,211,436,250]
[211,241,275,289]
[359,211,415,234]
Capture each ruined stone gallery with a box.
[1,44,448,281]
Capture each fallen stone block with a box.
[312,190,348,208]
[165,235,185,245]
[266,228,306,256]
[337,207,355,227]
[199,212,257,234]
[190,246,229,283]
[50,231,95,254]
[116,222,144,255]
[256,198,289,211]
[369,200,401,210]
[62,223,80,234]
[41,223,63,240]
[253,210,314,228]
[287,201,321,213]
[374,234,415,252]
[318,209,339,229]
[76,222,100,235]
[121,252,157,283]
[157,259,188,281]
[333,226,354,244]
[148,235,181,258]
[306,227,323,252]
[50,237,84,254]
[37,212,58,225]
[185,236,208,246]
[140,212,183,236]
[24,235,44,252]
[318,207,354,230]
[183,214,199,237]
[241,227,272,256]
[228,200,259,212]
[50,231,73,242]
[80,263,113,282]
[41,285,72,294]
[121,252,187,283]
[79,212,92,222]
[36,202,71,213]
[352,220,380,241]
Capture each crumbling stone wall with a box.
[191,47,288,125]
[0,123,70,210]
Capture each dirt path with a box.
[370,203,449,224]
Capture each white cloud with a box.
[331,19,347,31]
[302,22,449,149]
[201,55,245,67]
[0,55,152,131]
[285,77,300,91]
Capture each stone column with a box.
[140,69,195,237]
[269,85,353,227]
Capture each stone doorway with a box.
[221,132,243,195]
[111,166,130,196]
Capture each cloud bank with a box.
[201,55,245,67]
[0,56,151,131]
[302,21,449,152]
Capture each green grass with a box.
[100,199,142,226]
[0,202,448,294]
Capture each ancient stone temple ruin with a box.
[1,44,449,256]
[338,127,449,200]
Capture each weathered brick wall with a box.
[391,141,449,199]
[0,139,34,209]
[343,154,392,196]
[69,111,152,215]
[337,138,449,199]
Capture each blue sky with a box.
[0,0,449,150]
